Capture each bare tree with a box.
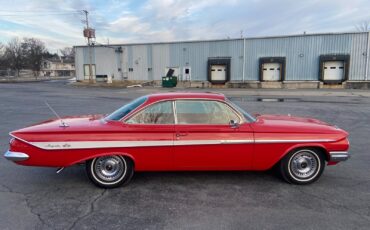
[59,47,75,59]
[356,21,370,32]
[0,42,5,68]
[22,38,47,77]
[4,38,26,77]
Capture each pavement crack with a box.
[68,189,108,230]
[0,183,12,192]
[0,182,48,228]
[24,195,48,228]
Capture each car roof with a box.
[147,92,226,101]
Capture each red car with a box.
[4,92,350,188]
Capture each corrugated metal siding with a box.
[168,40,243,81]
[94,47,118,78]
[121,46,129,80]
[244,34,356,81]
[368,32,370,81]
[350,33,368,80]
[74,32,369,82]
[75,48,84,80]
[82,47,95,64]
[152,44,170,80]
[147,45,153,80]
[128,45,148,80]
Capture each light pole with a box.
[82,10,95,83]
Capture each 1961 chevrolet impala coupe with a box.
[4,92,350,188]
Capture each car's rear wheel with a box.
[278,148,325,185]
[86,155,134,188]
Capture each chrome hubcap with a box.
[290,150,318,179]
[94,156,126,182]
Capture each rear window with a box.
[105,96,147,121]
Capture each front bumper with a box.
[329,151,350,162]
[4,150,29,162]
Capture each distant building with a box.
[74,32,370,88]
[40,58,75,77]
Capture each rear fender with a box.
[67,152,136,167]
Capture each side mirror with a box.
[229,120,239,128]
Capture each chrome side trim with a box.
[9,130,338,150]
[255,139,335,143]
[175,140,254,146]
[31,141,175,150]
[4,150,29,162]
[329,151,350,162]
[29,139,255,150]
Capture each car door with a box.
[123,100,175,171]
[173,99,254,170]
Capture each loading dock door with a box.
[262,63,281,81]
[323,61,344,81]
[210,65,226,81]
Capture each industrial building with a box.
[74,32,370,88]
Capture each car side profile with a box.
[4,92,350,188]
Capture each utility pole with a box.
[82,10,94,83]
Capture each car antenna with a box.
[44,101,69,127]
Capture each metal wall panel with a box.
[168,40,243,81]
[94,47,118,78]
[244,34,356,81]
[75,47,84,80]
[74,32,369,82]
[350,33,368,80]
[147,45,153,80]
[129,45,148,80]
[82,47,95,64]
[152,44,170,80]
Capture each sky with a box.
[0,0,369,53]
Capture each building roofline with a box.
[73,31,369,48]
[147,92,226,101]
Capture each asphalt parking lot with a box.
[0,81,369,230]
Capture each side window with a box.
[176,100,240,124]
[126,101,174,124]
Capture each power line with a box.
[0,13,80,17]
[0,10,80,12]
[0,10,87,17]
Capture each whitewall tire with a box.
[86,155,134,188]
[278,148,325,185]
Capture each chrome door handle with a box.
[176,133,188,137]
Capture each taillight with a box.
[9,138,15,145]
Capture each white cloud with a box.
[109,16,151,34]
[0,0,370,51]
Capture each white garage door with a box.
[262,63,281,81]
[323,61,344,81]
[211,65,226,81]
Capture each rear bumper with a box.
[329,151,350,162]
[4,150,29,162]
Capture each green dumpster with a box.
[162,76,177,87]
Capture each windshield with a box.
[105,96,148,121]
[226,99,256,122]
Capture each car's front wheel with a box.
[278,148,325,185]
[86,155,134,188]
